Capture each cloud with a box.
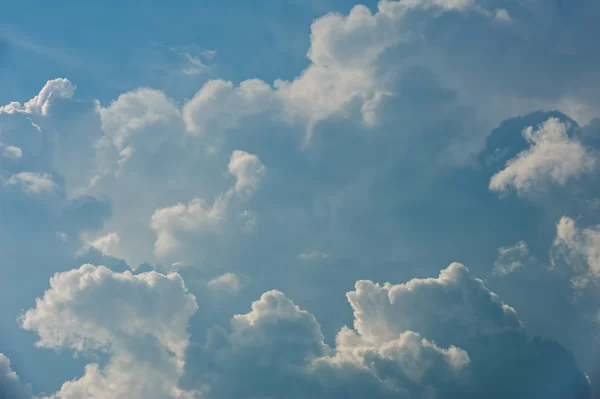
[0,143,23,159]
[298,251,332,260]
[20,264,198,399]
[80,232,121,257]
[228,150,266,196]
[552,216,600,288]
[207,272,242,293]
[493,241,531,276]
[0,354,33,399]
[151,150,265,260]
[0,78,75,116]
[184,263,590,398]
[3,172,56,194]
[347,262,523,347]
[490,118,596,195]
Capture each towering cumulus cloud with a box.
[20,265,198,399]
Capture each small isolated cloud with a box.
[0,78,75,116]
[20,264,198,399]
[552,216,600,288]
[298,251,332,260]
[0,143,23,159]
[490,118,596,195]
[207,272,242,293]
[4,172,56,194]
[0,353,33,399]
[493,241,530,276]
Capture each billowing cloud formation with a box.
[151,150,265,260]
[553,216,600,288]
[0,78,75,116]
[490,118,595,195]
[185,263,590,398]
[347,263,523,346]
[0,354,33,399]
[20,265,198,399]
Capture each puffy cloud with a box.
[553,216,600,288]
[20,264,198,399]
[490,118,596,195]
[207,272,242,293]
[183,263,590,398]
[151,150,265,260]
[183,79,278,136]
[3,172,56,194]
[96,88,182,152]
[0,78,75,116]
[0,354,33,399]
[0,143,22,159]
[228,150,266,196]
[347,262,522,347]
[80,232,120,257]
[493,241,531,276]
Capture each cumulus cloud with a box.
[20,264,198,399]
[151,150,265,260]
[553,216,600,288]
[0,78,75,116]
[493,241,531,276]
[3,172,56,194]
[0,354,33,399]
[207,272,242,293]
[347,262,523,347]
[185,263,590,398]
[228,150,266,196]
[79,232,121,256]
[490,118,596,195]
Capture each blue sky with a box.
[1,0,600,398]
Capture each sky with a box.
[0,0,600,398]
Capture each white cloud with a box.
[228,150,266,196]
[187,263,588,398]
[207,272,242,293]
[151,150,265,260]
[152,195,229,258]
[490,118,596,195]
[4,172,56,194]
[493,241,530,276]
[298,251,332,260]
[84,232,121,256]
[0,143,23,159]
[0,78,75,116]
[347,262,523,347]
[182,0,483,142]
[553,216,600,288]
[20,264,198,399]
[183,79,278,136]
[0,353,33,399]
[96,88,182,152]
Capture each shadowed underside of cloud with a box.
[181,263,591,399]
